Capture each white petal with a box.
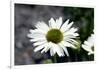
[35,21,49,33]
[59,47,65,56]
[58,43,65,56]
[64,37,78,44]
[56,17,63,29]
[60,19,70,32]
[64,28,78,37]
[49,42,56,56]
[84,41,93,47]
[50,47,54,56]
[50,42,63,56]
[61,21,74,32]
[61,41,76,49]
[27,32,45,39]
[41,43,51,53]
[88,52,94,55]
[68,27,78,33]
[34,45,45,52]
[66,22,74,30]
[29,29,45,34]
[55,46,63,57]
[30,37,46,42]
[82,45,92,52]
[33,41,47,46]
[60,45,69,56]
[64,35,77,40]
[68,39,78,44]
[64,33,79,37]
[49,18,56,28]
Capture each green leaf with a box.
[42,59,53,64]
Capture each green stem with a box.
[67,56,71,62]
[88,54,94,61]
[88,55,91,61]
[53,54,57,63]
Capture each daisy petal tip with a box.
[29,29,33,33]
[41,51,43,54]
[51,17,54,20]
[59,17,62,19]
[50,53,53,56]
[88,52,94,55]
[64,19,70,25]
[49,18,54,22]
[88,53,91,55]
[67,19,70,21]
[29,39,33,42]
[27,34,31,38]
[34,50,37,52]
[70,22,74,26]
[67,54,69,56]
[76,33,79,36]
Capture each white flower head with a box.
[27,17,79,57]
[82,34,94,55]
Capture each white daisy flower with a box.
[27,17,79,57]
[82,34,94,55]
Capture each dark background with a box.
[14,3,94,65]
